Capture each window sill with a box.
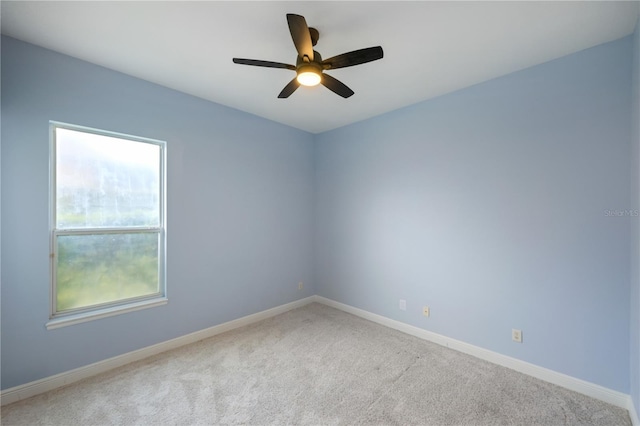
[46,297,168,330]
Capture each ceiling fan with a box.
[232,14,383,99]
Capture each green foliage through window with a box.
[56,233,159,312]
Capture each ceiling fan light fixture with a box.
[296,65,321,86]
[232,14,383,98]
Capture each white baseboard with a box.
[1,296,315,406]
[630,401,640,426]
[314,296,634,414]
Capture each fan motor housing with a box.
[297,51,322,68]
[309,27,320,46]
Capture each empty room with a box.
[1,1,639,425]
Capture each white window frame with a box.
[47,121,167,330]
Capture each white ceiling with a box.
[2,1,639,134]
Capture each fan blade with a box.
[278,78,301,98]
[322,46,383,70]
[233,58,296,70]
[286,14,314,61]
[321,74,354,98]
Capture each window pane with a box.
[56,127,160,228]
[56,233,159,312]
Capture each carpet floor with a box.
[1,302,631,425]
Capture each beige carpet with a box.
[1,303,631,425]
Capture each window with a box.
[48,122,166,328]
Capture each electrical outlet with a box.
[399,299,407,311]
[298,282,304,290]
[423,306,430,317]
[512,329,522,343]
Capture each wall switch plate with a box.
[298,282,303,290]
[399,299,407,311]
[512,329,523,343]
[423,306,430,317]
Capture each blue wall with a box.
[1,37,315,390]
[630,17,640,420]
[315,37,632,392]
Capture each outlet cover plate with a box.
[512,329,523,343]
[399,299,407,311]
